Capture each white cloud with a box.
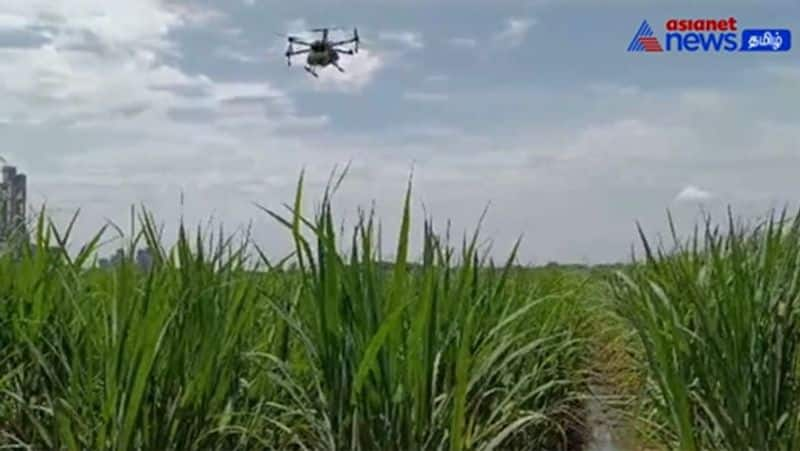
[0,0,292,129]
[0,45,209,125]
[403,91,448,103]
[560,118,693,163]
[0,0,203,55]
[214,46,260,63]
[379,31,424,49]
[678,90,727,112]
[0,12,29,29]
[310,49,384,93]
[493,17,535,47]
[213,82,286,103]
[448,37,478,48]
[449,18,535,52]
[675,185,715,203]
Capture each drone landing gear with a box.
[332,62,345,73]
[304,65,319,78]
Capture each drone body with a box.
[284,27,360,77]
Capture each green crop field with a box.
[2,172,800,450]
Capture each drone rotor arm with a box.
[286,49,311,56]
[330,38,356,47]
[329,28,360,49]
[285,48,310,66]
[287,37,312,46]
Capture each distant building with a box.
[0,165,27,248]
[136,248,153,271]
[99,247,154,271]
[110,248,125,266]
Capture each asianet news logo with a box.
[628,17,792,53]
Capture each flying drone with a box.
[282,27,360,78]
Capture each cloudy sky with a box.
[0,0,798,264]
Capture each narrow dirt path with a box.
[584,383,624,451]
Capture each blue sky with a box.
[0,0,798,263]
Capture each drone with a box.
[283,27,360,78]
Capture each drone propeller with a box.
[273,31,308,45]
[353,27,360,53]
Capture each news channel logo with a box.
[627,17,791,53]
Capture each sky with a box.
[0,0,798,264]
